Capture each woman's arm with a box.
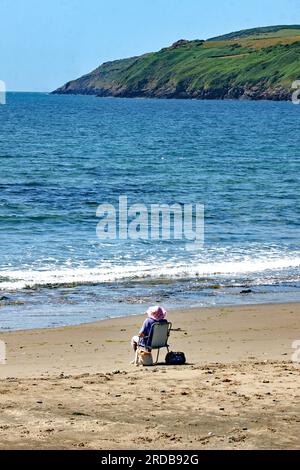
[138,319,148,336]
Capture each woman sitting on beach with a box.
[131,305,167,360]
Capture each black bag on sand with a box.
[165,351,186,365]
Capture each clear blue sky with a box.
[1,0,300,91]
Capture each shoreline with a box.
[0,300,300,336]
[0,301,299,378]
[1,296,300,333]
[0,299,298,334]
[52,91,292,102]
[0,301,299,449]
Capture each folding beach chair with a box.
[140,321,172,364]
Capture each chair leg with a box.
[153,349,160,365]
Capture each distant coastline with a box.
[53,25,300,101]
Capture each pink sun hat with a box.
[146,305,167,321]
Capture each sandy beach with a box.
[0,302,299,449]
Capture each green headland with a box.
[53,25,300,100]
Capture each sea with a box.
[0,92,299,330]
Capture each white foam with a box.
[1,256,300,291]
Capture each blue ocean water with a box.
[0,92,299,330]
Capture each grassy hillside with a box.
[53,26,300,100]
[208,24,300,41]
